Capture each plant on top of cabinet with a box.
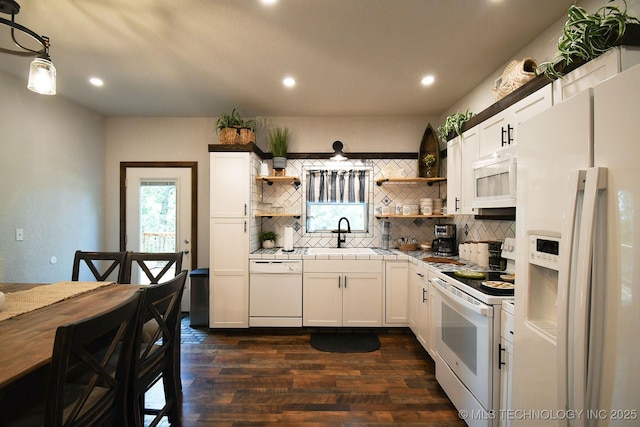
[437,109,474,142]
[268,127,290,172]
[537,0,640,80]
[216,108,256,145]
[259,230,277,249]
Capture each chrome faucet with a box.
[337,217,351,248]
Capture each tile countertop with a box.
[249,248,485,273]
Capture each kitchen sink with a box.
[306,247,377,255]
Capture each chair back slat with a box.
[72,251,127,283]
[122,252,183,284]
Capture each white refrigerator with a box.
[511,63,640,427]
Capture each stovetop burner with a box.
[442,271,515,296]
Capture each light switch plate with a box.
[15,228,24,241]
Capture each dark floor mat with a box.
[310,332,380,353]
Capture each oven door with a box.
[431,278,494,409]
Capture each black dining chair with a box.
[129,270,187,427]
[71,250,127,283]
[121,251,184,285]
[7,290,142,427]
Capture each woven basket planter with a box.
[239,128,255,144]
[219,127,255,145]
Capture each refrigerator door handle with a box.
[556,169,586,424]
[571,167,607,426]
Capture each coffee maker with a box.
[432,224,457,257]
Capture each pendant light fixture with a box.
[330,141,347,161]
[0,0,56,95]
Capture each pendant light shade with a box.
[1,0,57,95]
[27,56,56,95]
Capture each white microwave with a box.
[472,148,517,208]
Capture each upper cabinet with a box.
[478,84,553,158]
[210,152,251,218]
[552,46,640,104]
[446,127,479,215]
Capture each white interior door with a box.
[125,167,192,309]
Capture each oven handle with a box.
[431,278,493,317]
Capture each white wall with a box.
[252,116,434,153]
[0,71,105,283]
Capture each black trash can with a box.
[189,268,209,327]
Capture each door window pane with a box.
[140,181,177,252]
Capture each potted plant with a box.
[437,109,474,142]
[216,108,256,144]
[259,230,277,249]
[537,0,640,79]
[422,153,436,177]
[268,127,290,172]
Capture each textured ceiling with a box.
[0,0,576,117]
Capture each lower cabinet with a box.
[384,261,409,325]
[499,305,515,427]
[303,260,382,327]
[209,218,249,328]
[415,265,429,350]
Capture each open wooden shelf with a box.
[375,214,453,219]
[255,213,301,218]
[375,177,446,186]
[256,176,300,186]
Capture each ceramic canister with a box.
[478,242,489,267]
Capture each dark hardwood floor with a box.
[148,318,466,426]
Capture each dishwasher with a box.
[249,260,302,327]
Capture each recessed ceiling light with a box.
[261,0,277,5]
[89,77,104,87]
[421,75,435,86]
[283,76,296,87]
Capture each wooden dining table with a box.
[0,282,141,422]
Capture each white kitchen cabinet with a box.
[303,260,382,327]
[460,127,479,215]
[499,303,515,427]
[478,84,553,158]
[210,152,251,218]
[552,46,640,103]
[446,137,462,214]
[209,218,249,327]
[446,127,478,216]
[209,151,253,328]
[407,263,418,334]
[384,261,409,325]
[414,263,430,351]
[426,268,438,358]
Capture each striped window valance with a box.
[307,169,368,203]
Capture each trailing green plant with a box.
[268,127,290,157]
[259,230,277,242]
[437,109,474,142]
[537,0,639,79]
[215,108,255,133]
